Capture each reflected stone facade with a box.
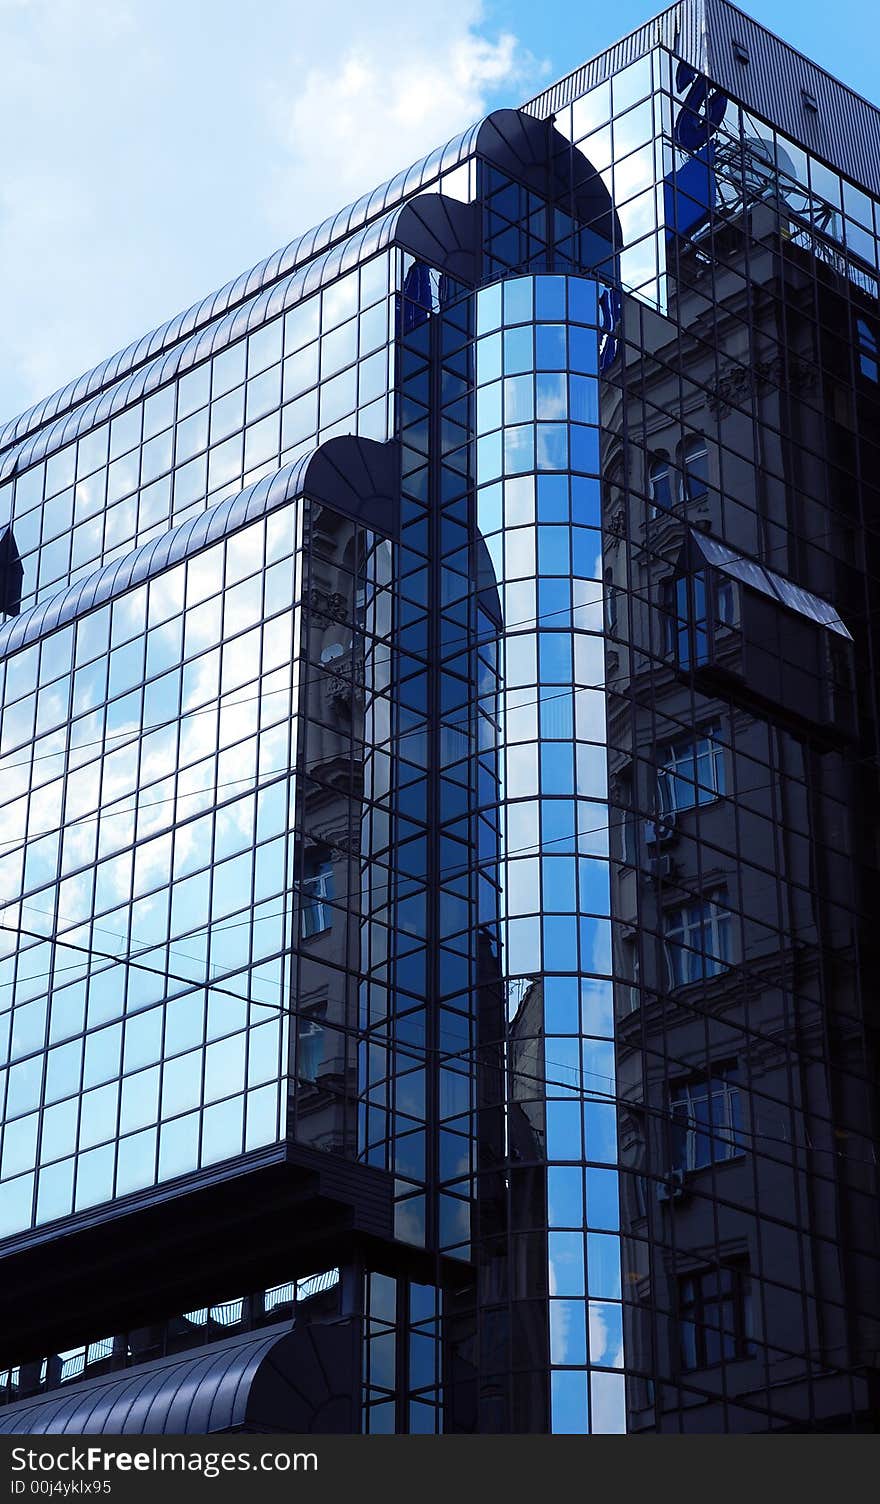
[0,0,878,1434]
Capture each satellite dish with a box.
[740,134,776,196]
[719,135,836,235]
[740,136,804,202]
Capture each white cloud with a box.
[265,24,537,231]
[0,0,547,426]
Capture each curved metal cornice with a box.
[0,197,477,485]
[0,436,399,660]
[0,1320,359,1434]
[0,118,485,458]
[0,106,616,466]
[474,109,619,245]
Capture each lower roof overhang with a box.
[0,1318,360,1434]
[0,1140,393,1370]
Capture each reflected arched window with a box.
[857,317,878,382]
[301,856,334,938]
[680,435,709,502]
[648,454,671,516]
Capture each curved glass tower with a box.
[0,0,879,1435]
[472,274,624,1431]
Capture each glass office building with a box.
[0,0,878,1433]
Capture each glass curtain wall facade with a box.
[0,0,879,1434]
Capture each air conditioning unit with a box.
[656,1167,688,1204]
[651,853,677,880]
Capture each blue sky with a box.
[0,0,877,424]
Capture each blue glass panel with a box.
[570,424,600,475]
[503,375,534,425]
[583,1101,618,1164]
[548,1165,584,1227]
[580,916,612,974]
[504,424,535,475]
[476,333,502,385]
[75,1143,115,1209]
[572,526,602,577]
[2,1114,38,1178]
[40,1098,78,1163]
[503,474,534,524]
[569,374,598,425]
[536,276,567,321]
[541,798,575,851]
[503,326,533,376]
[535,325,566,370]
[578,858,611,916]
[569,325,597,374]
[537,424,569,471]
[538,631,573,683]
[158,1112,200,1182]
[582,1038,615,1100]
[116,1127,157,1195]
[505,915,541,976]
[588,1302,623,1366]
[568,278,598,326]
[83,1024,122,1088]
[538,576,570,633]
[538,525,570,576]
[542,856,578,911]
[503,278,533,324]
[44,1042,80,1105]
[477,282,502,335]
[537,474,569,523]
[36,1159,73,1224]
[476,432,502,484]
[587,1232,622,1300]
[0,1172,34,1236]
[485,531,503,582]
[590,1371,625,1433]
[476,381,502,433]
[585,1166,620,1229]
[541,741,575,795]
[477,483,503,537]
[568,481,595,529]
[545,1100,581,1163]
[550,1299,587,1364]
[540,685,574,740]
[551,1371,589,1434]
[536,372,568,422]
[542,914,578,965]
[549,1229,586,1293]
[581,979,613,1037]
[544,976,579,1033]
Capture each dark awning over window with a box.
[690,529,852,638]
[0,1320,358,1435]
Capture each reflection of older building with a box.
[290,502,366,1158]
[0,0,878,1437]
[604,139,880,1429]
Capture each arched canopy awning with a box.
[0,1319,358,1435]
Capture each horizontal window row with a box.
[6,254,390,513]
[1,1019,285,1169]
[0,1082,283,1237]
[10,395,387,612]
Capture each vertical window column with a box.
[474,273,625,1433]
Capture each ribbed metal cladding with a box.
[523,0,880,199]
[523,1,705,118]
[703,0,880,197]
